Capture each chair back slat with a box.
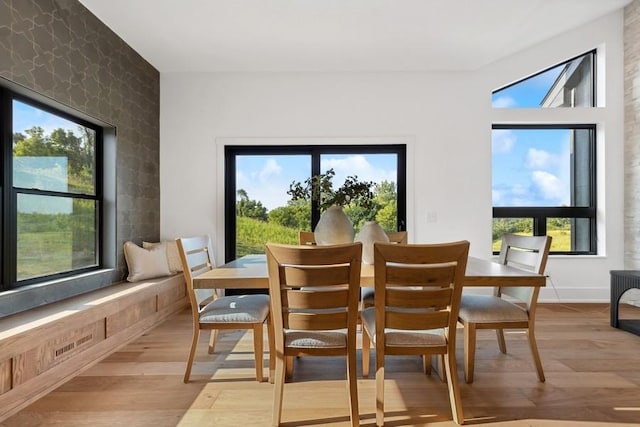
[385,263,456,286]
[284,288,349,309]
[385,287,453,309]
[280,264,351,287]
[385,310,450,331]
[503,248,538,272]
[286,312,349,330]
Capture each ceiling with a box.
[78,0,631,73]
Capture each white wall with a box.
[160,11,624,302]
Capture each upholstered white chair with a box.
[458,233,552,384]
[176,235,271,383]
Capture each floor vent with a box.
[55,342,75,358]
[76,334,93,347]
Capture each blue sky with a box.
[491,63,570,207]
[237,153,397,210]
[13,100,78,134]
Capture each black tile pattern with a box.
[0,0,160,281]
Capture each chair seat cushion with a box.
[458,294,528,323]
[285,330,347,348]
[200,294,270,323]
[361,307,446,347]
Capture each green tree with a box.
[492,218,533,241]
[372,181,397,231]
[344,203,378,231]
[236,189,268,221]
[13,125,95,193]
[288,168,375,211]
[375,180,396,205]
[268,199,311,229]
[376,200,397,231]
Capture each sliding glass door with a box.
[225,145,406,262]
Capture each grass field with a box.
[492,228,571,252]
[236,216,300,257]
[18,231,72,280]
[239,217,572,256]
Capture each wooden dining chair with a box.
[361,240,469,426]
[458,233,552,384]
[176,235,271,383]
[266,242,362,427]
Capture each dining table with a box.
[193,254,547,290]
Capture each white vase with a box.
[314,205,355,245]
[355,221,389,264]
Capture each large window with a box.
[492,50,595,108]
[1,90,103,289]
[492,51,597,255]
[225,145,406,262]
[492,125,596,254]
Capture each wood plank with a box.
[0,358,11,395]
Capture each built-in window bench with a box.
[0,274,188,422]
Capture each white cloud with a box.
[525,148,554,169]
[531,170,568,204]
[323,155,396,185]
[492,129,515,153]
[258,158,282,181]
[492,95,517,108]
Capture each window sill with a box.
[0,268,121,318]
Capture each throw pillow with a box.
[123,241,171,282]
[143,240,183,273]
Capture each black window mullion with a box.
[0,88,11,289]
[310,149,321,231]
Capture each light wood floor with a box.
[3,303,640,426]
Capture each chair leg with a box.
[527,328,545,382]
[285,356,294,381]
[443,350,464,425]
[347,344,359,427]
[463,321,476,384]
[253,324,264,382]
[183,328,200,383]
[375,354,385,426]
[208,329,218,354]
[432,354,447,383]
[362,327,371,378]
[496,329,507,354]
[272,349,286,427]
[423,355,432,375]
[267,315,275,384]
